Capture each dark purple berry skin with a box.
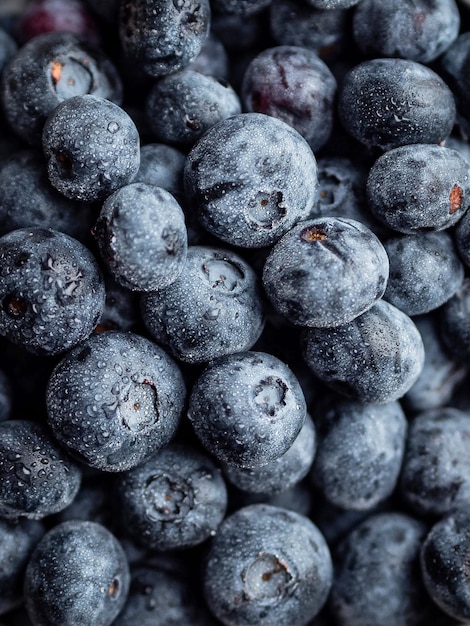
[203,504,333,626]
[338,58,456,151]
[302,299,425,404]
[262,217,389,328]
[0,227,105,356]
[146,69,241,149]
[184,112,318,248]
[0,420,82,521]
[352,0,460,64]
[42,94,140,203]
[366,144,470,234]
[24,520,130,626]
[187,351,306,468]
[115,443,228,551]
[46,331,186,472]
[1,31,122,146]
[119,0,211,78]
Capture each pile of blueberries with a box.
[3,0,470,624]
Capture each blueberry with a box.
[46,331,186,472]
[338,58,456,151]
[222,413,316,495]
[96,272,140,333]
[184,112,318,248]
[307,0,362,6]
[1,31,122,146]
[119,0,211,78]
[115,443,228,551]
[42,94,140,203]
[241,45,337,152]
[440,32,470,140]
[187,350,306,467]
[93,182,188,292]
[57,475,115,530]
[400,407,470,517]
[0,227,105,355]
[454,200,470,269]
[352,0,460,64]
[203,504,333,626]
[382,230,465,317]
[211,0,271,16]
[302,299,425,404]
[24,520,130,626]
[140,246,265,364]
[146,70,241,149]
[0,419,82,521]
[312,399,407,510]
[133,143,186,199]
[187,32,229,79]
[366,144,470,233]
[439,278,470,363]
[330,512,452,626]
[0,25,16,75]
[262,216,389,327]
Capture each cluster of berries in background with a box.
[2,0,470,624]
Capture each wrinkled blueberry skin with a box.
[119,0,211,78]
[222,413,316,494]
[338,58,456,151]
[366,144,470,234]
[203,504,332,626]
[0,420,82,521]
[42,94,140,203]
[302,300,425,404]
[241,46,336,152]
[116,443,228,551]
[440,279,470,362]
[141,246,265,364]
[0,518,44,615]
[312,400,407,511]
[188,351,306,468]
[94,182,187,292]
[352,0,460,64]
[262,217,389,327]
[440,33,470,140]
[400,407,470,517]
[24,520,130,626]
[184,112,318,248]
[330,513,452,626]
[146,70,241,149]
[383,231,465,317]
[1,31,122,146]
[114,565,219,626]
[46,331,186,472]
[0,369,11,421]
[0,150,96,242]
[404,315,467,413]
[0,228,105,356]
[421,510,470,623]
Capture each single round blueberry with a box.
[46,331,186,472]
[1,31,122,145]
[146,69,241,149]
[0,227,105,355]
[302,299,425,404]
[203,504,333,626]
[94,182,187,292]
[184,112,318,248]
[0,419,82,521]
[222,413,316,494]
[262,216,389,327]
[119,0,211,78]
[140,245,265,364]
[312,399,407,510]
[330,512,451,626]
[187,351,307,468]
[400,407,470,517]
[366,144,470,234]
[42,94,140,203]
[338,58,456,151]
[24,520,130,626]
[115,443,228,551]
[352,0,460,64]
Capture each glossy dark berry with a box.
[46,331,186,472]
[24,520,130,626]
[0,227,105,355]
